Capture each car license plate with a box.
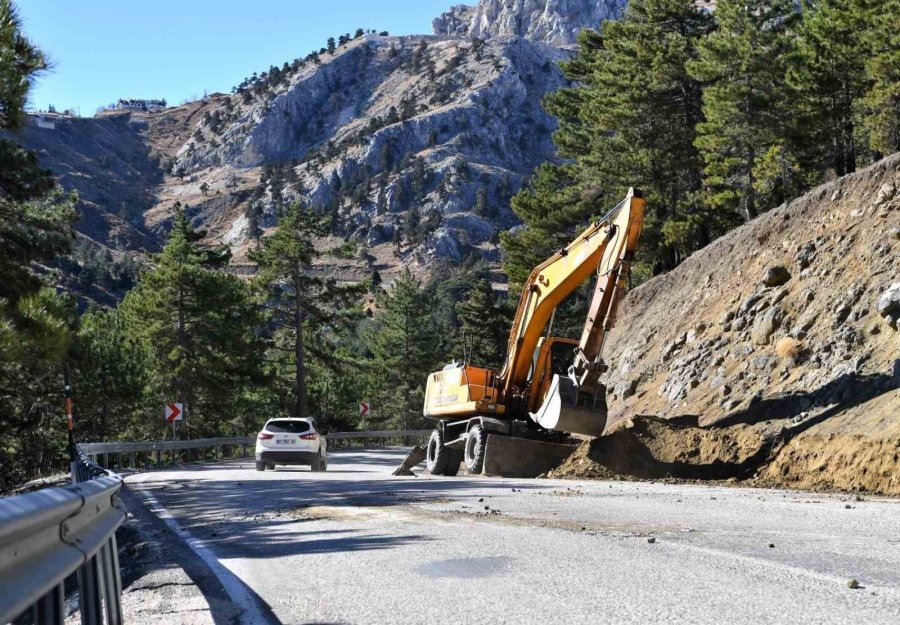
[277,438,296,445]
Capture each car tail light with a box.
[300,433,318,440]
[258,433,274,440]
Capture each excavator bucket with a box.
[529,374,608,437]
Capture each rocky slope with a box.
[21,0,627,286]
[590,154,900,494]
[172,34,568,272]
[435,0,626,45]
[16,113,164,250]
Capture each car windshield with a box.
[265,420,311,434]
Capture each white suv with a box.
[255,418,327,472]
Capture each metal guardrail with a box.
[0,430,427,624]
[78,431,433,467]
[0,451,125,625]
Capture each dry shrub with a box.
[775,337,802,365]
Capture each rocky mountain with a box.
[172,34,570,273]
[435,0,626,46]
[21,0,626,288]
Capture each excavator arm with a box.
[500,188,645,436]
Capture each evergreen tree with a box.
[501,163,585,286]
[121,206,263,436]
[367,269,445,430]
[688,0,801,222]
[862,0,900,156]
[789,0,873,177]
[327,37,336,55]
[251,203,362,420]
[0,0,78,488]
[454,278,508,370]
[503,0,715,281]
[72,308,149,440]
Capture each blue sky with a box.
[18,0,455,115]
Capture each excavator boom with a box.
[504,188,645,436]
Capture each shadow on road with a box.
[127,450,535,564]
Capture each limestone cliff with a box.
[434,0,626,46]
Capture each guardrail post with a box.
[33,583,64,625]
[78,553,103,625]
[129,452,135,468]
[100,538,123,625]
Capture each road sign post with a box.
[165,403,184,441]
[359,401,370,431]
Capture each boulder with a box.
[762,265,791,287]
[751,307,782,345]
[875,181,896,205]
[876,283,900,319]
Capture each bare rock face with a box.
[170,35,568,263]
[434,0,626,46]
[433,5,477,36]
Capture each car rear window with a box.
[265,420,311,434]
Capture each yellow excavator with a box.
[422,188,645,475]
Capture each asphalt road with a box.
[125,448,900,625]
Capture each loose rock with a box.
[752,307,782,345]
[876,283,900,320]
[762,266,791,287]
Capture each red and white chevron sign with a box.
[164,402,183,422]
[359,401,370,416]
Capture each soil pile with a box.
[593,153,900,494]
[549,416,772,482]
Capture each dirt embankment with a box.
[551,412,900,495]
[560,154,900,495]
[549,416,772,482]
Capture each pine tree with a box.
[789,0,873,177]
[0,0,78,488]
[503,0,715,281]
[367,269,446,430]
[862,0,900,156]
[688,0,801,222]
[501,163,586,286]
[73,308,149,440]
[121,206,263,436]
[454,278,508,370]
[251,203,362,420]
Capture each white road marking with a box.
[134,486,272,625]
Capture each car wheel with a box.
[255,461,265,472]
[464,424,488,474]
[311,452,323,472]
[425,428,452,475]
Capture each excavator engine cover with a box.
[529,374,608,437]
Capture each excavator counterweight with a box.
[417,189,646,477]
